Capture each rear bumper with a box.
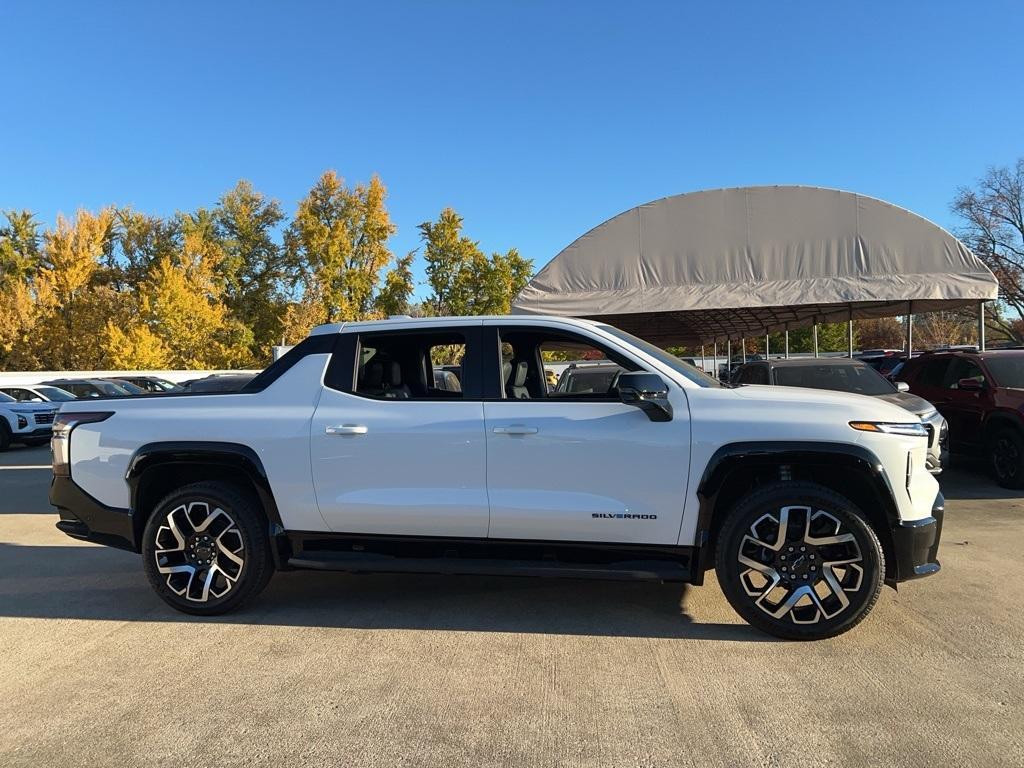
[891,492,944,582]
[50,475,138,552]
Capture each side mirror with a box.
[617,372,673,422]
[957,377,984,392]
[896,381,910,393]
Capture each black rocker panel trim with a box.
[280,529,696,581]
[691,441,900,579]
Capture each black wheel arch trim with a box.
[126,441,285,562]
[691,440,901,581]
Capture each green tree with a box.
[215,180,288,360]
[374,252,416,317]
[0,210,41,285]
[106,208,181,289]
[420,208,532,316]
[284,171,397,323]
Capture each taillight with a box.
[51,412,114,476]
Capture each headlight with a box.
[849,421,928,437]
[51,412,113,476]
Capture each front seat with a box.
[510,362,530,399]
[380,361,412,399]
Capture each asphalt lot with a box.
[1,445,1023,767]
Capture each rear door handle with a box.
[326,424,368,435]
[492,425,538,435]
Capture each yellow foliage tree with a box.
[101,321,170,369]
[0,281,40,369]
[34,209,118,369]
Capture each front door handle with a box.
[326,424,368,436]
[492,425,538,435]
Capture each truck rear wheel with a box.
[714,482,884,640]
[142,481,273,615]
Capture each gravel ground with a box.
[1,445,1022,767]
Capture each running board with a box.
[287,551,690,582]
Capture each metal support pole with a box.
[741,337,747,364]
[906,301,914,361]
[727,339,732,380]
[813,323,819,358]
[784,329,790,359]
[765,334,770,358]
[848,314,854,358]
[701,345,706,374]
[979,301,986,351]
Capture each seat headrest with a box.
[363,361,384,387]
[383,361,403,386]
[514,362,529,387]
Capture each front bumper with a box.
[15,426,53,440]
[891,491,944,582]
[50,475,137,552]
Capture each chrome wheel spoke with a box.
[737,505,863,625]
[153,499,246,603]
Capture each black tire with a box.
[988,427,1024,490]
[142,481,274,615]
[0,422,10,452]
[715,482,884,641]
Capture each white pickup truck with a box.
[50,315,944,640]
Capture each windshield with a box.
[597,325,721,387]
[97,381,130,395]
[35,386,77,401]
[983,356,1024,388]
[774,363,895,396]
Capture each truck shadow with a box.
[0,542,774,642]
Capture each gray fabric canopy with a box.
[512,186,998,346]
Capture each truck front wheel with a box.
[714,482,884,640]
[142,481,274,615]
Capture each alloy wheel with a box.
[737,504,864,625]
[153,501,246,602]
[993,436,1020,481]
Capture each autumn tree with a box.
[374,252,416,317]
[0,210,41,284]
[34,209,121,369]
[855,317,905,350]
[215,181,288,359]
[420,208,532,316]
[952,158,1024,341]
[284,171,397,325]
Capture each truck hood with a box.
[729,384,914,422]
[875,391,936,417]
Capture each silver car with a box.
[733,358,948,473]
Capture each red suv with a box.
[897,349,1024,487]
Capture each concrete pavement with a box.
[1,446,1022,767]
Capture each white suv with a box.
[0,392,59,449]
[49,316,943,640]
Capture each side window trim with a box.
[324,325,485,401]
[487,324,644,402]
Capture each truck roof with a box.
[309,315,605,336]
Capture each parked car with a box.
[51,316,943,640]
[0,384,77,403]
[101,378,148,395]
[183,374,256,393]
[41,378,133,398]
[112,375,183,393]
[861,352,917,382]
[554,361,623,395]
[733,358,947,473]
[896,349,1024,487]
[718,353,763,381]
[0,392,59,449]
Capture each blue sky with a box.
[2,1,1021,298]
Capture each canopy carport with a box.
[512,186,998,369]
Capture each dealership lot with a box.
[1,445,1022,768]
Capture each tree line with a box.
[0,171,533,370]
